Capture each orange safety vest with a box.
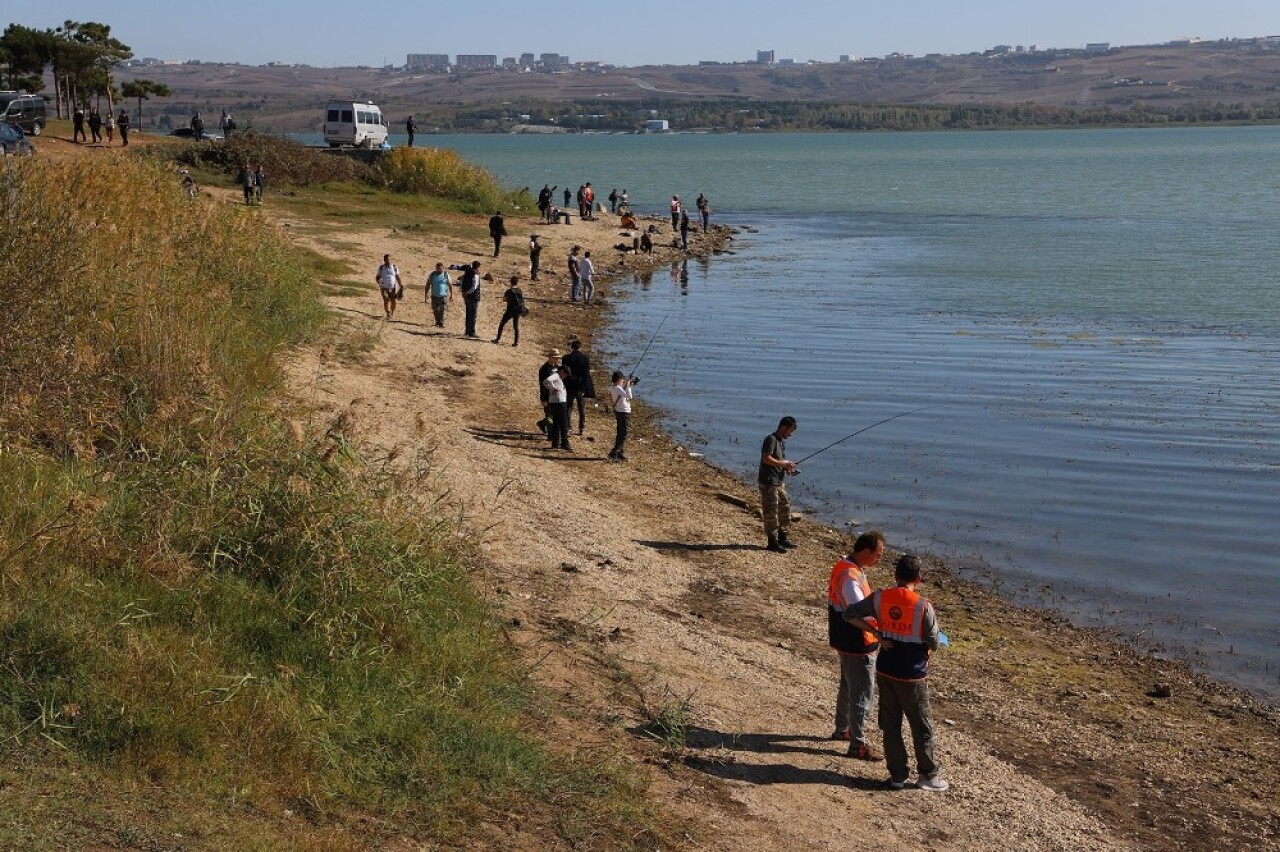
[874,585,931,681]
[827,558,878,654]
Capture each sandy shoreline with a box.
[263,191,1280,849]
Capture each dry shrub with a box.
[376,146,507,211]
[171,132,371,186]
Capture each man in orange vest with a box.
[842,553,948,791]
[827,530,886,760]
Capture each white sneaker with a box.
[916,775,950,792]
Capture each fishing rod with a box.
[628,311,670,379]
[793,406,933,467]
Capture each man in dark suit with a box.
[563,340,595,437]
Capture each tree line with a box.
[421,96,1280,133]
[0,21,169,124]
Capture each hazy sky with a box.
[8,1,1279,67]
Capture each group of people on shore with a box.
[758,416,950,791]
[71,106,128,145]
[537,342,636,461]
[237,163,268,204]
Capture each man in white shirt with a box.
[608,370,636,461]
[543,365,572,451]
[375,254,402,320]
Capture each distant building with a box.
[541,53,567,68]
[1084,42,1111,53]
[645,119,670,132]
[756,50,775,64]
[778,58,795,66]
[456,54,498,71]
[502,57,518,69]
[407,53,449,70]
[520,52,536,68]
[992,44,1013,54]
[1168,37,1202,47]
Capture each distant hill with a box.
[116,40,1280,133]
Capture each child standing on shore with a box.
[608,371,636,462]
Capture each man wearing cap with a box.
[842,554,948,792]
[536,349,562,435]
[543,362,572,452]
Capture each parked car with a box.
[0,92,46,135]
[169,127,223,142]
[0,122,35,157]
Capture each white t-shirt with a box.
[611,384,633,413]
[543,372,567,404]
[579,257,594,282]
[377,263,399,290]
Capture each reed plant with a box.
[0,157,658,845]
[376,146,510,211]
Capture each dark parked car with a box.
[0,122,34,157]
[0,93,46,135]
[169,127,223,142]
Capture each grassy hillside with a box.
[0,154,652,848]
[106,40,1280,133]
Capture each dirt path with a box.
[259,192,1278,850]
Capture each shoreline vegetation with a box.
[3,133,1278,849]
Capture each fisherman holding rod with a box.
[758,408,931,553]
[760,416,800,553]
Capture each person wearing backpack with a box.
[493,275,526,346]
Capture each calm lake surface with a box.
[345,129,1280,699]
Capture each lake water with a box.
[319,129,1280,699]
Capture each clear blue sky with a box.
[8,1,1279,67]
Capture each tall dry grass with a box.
[0,156,659,845]
[376,146,510,211]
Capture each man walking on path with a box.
[375,254,403,321]
[828,531,886,760]
[608,371,636,461]
[528,234,542,281]
[493,275,525,346]
[117,110,130,146]
[759,416,798,553]
[843,554,949,792]
[489,211,507,257]
[73,107,86,143]
[563,340,594,436]
[426,262,451,328]
[406,116,418,147]
[88,109,102,143]
[457,261,483,338]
